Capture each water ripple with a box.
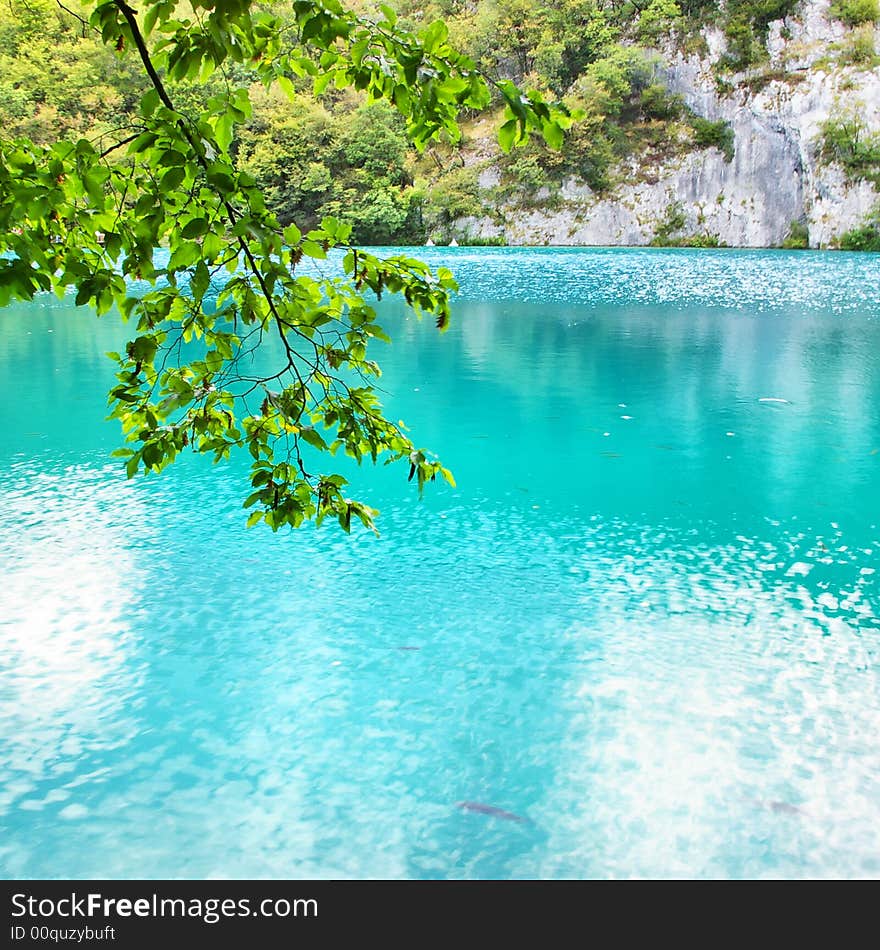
[1,249,879,878]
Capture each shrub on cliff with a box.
[839,206,880,250]
[782,221,810,249]
[637,0,684,41]
[821,115,880,184]
[830,0,880,26]
[691,117,736,161]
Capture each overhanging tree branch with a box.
[0,0,571,532]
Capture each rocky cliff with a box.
[455,0,880,248]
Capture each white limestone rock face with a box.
[454,0,880,247]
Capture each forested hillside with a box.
[1,0,878,246]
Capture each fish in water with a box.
[765,800,805,816]
[396,646,421,652]
[745,797,807,817]
[456,801,525,822]
[758,397,792,405]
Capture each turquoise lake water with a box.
[1,247,879,879]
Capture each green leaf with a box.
[161,166,186,191]
[128,131,158,154]
[299,427,328,451]
[214,113,234,154]
[301,239,327,259]
[128,335,158,362]
[140,89,161,117]
[205,349,224,373]
[158,149,186,167]
[191,261,210,300]
[498,119,519,153]
[542,120,564,150]
[314,71,334,97]
[181,217,209,239]
[277,75,295,101]
[422,19,448,52]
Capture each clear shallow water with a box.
[1,247,879,879]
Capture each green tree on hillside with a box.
[238,96,421,242]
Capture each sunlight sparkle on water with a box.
[1,248,879,878]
